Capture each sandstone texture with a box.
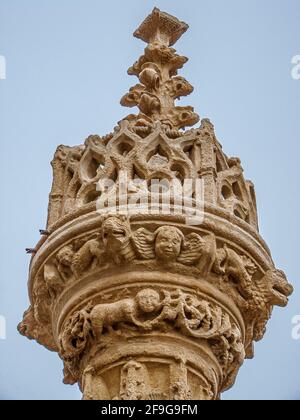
[19,8,293,400]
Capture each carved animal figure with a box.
[55,234,103,282]
[18,307,37,341]
[72,235,103,277]
[18,305,56,352]
[101,216,136,264]
[133,225,216,276]
[89,289,162,340]
[59,286,238,384]
[249,269,293,342]
[44,263,64,299]
[256,269,293,307]
[56,245,74,281]
[55,217,137,286]
[213,245,255,299]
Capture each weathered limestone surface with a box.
[19,8,293,400]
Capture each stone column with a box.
[18,8,293,400]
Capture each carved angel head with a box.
[155,226,184,262]
[133,225,207,266]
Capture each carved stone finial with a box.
[121,8,199,132]
[19,9,292,401]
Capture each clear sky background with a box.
[0,0,299,400]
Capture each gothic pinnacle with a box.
[121,8,200,132]
[19,8,293,401]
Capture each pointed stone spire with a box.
[121,8,200,131]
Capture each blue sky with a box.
[0,0,299,400]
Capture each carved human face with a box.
[155,227,182,262]
[137,289,160,313]
[102,217,130,252]
[57,246,73,266]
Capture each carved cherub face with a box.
[136,289,161,313]
[155,227,183,262]
[102,217,130,253]
[57,246,74,266]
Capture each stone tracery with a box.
[18,8,293,400]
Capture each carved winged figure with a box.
[133,225,216,276]
[60,304,93,360]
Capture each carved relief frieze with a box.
[19,8,293,400]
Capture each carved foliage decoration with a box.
[19,8,294,401]
[58,287,244,387]
[120,8,199,131]
[38,218,264,304]
[20,214,293,373]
